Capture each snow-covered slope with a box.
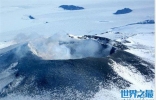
[0,0,155,100]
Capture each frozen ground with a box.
[0,0,154,40]
[0,0,155,100]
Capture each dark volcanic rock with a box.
[78,35,128,50]
[29,15,35,19]
[59,5,84,10]
[136,20,155,24]
[127,20,155,26]
[114,8,132,14]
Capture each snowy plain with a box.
[0,0,154,40]
[0,0,155,100]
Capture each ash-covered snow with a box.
[0,0,155,100]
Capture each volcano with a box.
[0,36,154,99]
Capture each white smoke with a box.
[12,33,112,60]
